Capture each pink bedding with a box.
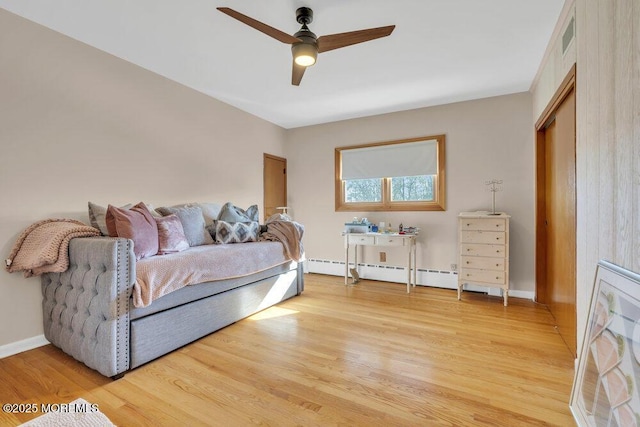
[133,241,289,308]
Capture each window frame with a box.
[335,134,446,212]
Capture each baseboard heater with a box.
[303,259,530,299]
[305,258,460,290]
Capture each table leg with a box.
[406,243,411,293]
[412,240,417,287]
[344,243,348,285]
[354,244,358,280]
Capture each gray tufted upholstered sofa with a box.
[40,236,303,378]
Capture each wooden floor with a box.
[0,274,576,426]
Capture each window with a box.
[335,135,446,211]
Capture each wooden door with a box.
[536,76,577,356]
[263,154,287,222]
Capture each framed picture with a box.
[571,260,640,427]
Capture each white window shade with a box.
[341,139,438,180]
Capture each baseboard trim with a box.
[0,335,49,359]
[305,258,535,300]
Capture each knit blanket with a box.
[260,218,305,261]
[133,241,289,308]
[5,219,100,277]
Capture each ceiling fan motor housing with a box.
[294,26,317,44]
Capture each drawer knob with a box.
[496,250,500,253]
[467,248,471,251]
[496,263,499,267]
[496,276,499,280]
[496,224,499,227]
[466,261,470,264]
[467,223,470,226]
[496,237,500,240]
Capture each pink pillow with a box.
[156,214,190,254]
[106,202,159,260]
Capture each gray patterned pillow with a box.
[156,205,214,246]
[217,202,259,223]
[215,221,259,244]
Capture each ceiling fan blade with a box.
[292,61,306,86]
[217,7,301,44]
[317,25,395,53]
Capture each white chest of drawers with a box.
[457,212,510,306]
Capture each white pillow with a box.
[88,201,132,235]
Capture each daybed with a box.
[33,202,304,378]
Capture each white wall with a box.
[285,93,535,294]
[0,10,286,349]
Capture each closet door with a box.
[537,84,577,356]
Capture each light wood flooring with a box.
[0,274,576,426]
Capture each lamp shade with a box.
[292,43,317,66]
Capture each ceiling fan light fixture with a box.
[292,43,317,67]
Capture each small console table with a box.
[343,233,418,293]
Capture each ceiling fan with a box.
[217,6,395,86]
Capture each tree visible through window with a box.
[345,178,382,203]
[335,135,446,211]
[391,175,434,201]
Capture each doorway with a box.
[263,153,287,222]
[535,65,577,356]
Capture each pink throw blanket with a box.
[260,219,305,261]
[5,219,101,277]
[133,241,289,308]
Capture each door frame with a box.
[263,153,287,222]
[534,63,576,304]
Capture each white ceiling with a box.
[0,0,565,129]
